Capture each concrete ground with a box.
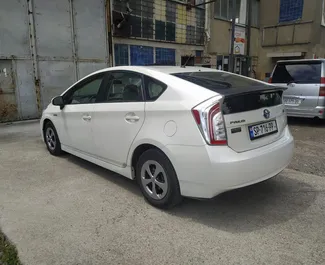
[0,120,325,265]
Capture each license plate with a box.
[248,120,278,140]
[284,98,301,105]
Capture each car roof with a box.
[276,59,325,63]
[93,65,221,75]
[136,66,221,74]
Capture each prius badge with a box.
[263,109,270,119]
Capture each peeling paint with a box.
[0,97,18,122]
[0,60,18,122]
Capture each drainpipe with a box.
[246,0,252,77]
[204,1,211,53]
[106,0,114,67]
[229,0,236,73]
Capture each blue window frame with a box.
[130,45,154,66]
[279,0,304,22]
[156,48,176,65]
[114,44,129,66]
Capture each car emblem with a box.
[263,109,270,119]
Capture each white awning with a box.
[266,52,303,58]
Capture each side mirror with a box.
[52,96,65,109]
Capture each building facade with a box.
[259,0,325,80]
[207,0,325,80]
[0,0,208,122]
[112,0,208,67]
[1,0,325,122]
[207,0,261,76]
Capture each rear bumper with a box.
[285,105,325,119]
[164,126,294,199]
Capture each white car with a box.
[41,66,294,208]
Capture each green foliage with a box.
[0,231,21,265]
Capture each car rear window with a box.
[172,71,263,91]
[172,71,283,114]
[272,61,321,84]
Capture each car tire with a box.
[44,121,63,156]
[136,149,182,209]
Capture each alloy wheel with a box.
[45,127,56,151]
[140,160,168,200]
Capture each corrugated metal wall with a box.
[0,0,109,122]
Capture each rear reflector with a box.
[192,109,201,125]
[268,77,272,84]
[320,87,325,97]
[320,77,325,96]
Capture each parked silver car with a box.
[269,59,325,119]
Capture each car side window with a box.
[144,76,167,101]
[64,75,104,104]
[104,71,144,102]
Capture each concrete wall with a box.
[208,19,260,56]
[208,19,231,55]
[207,0,260,71]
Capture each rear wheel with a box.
[136,149,182,209]
[44,121,63,156]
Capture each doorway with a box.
[181,56,195,66]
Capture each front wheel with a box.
[136,149,182,209]
[44,121,63,156]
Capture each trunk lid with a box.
[172,71,287,152]
[222,89,287,153]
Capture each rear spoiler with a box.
[222,85,287,99]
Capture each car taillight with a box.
[320,77,325,96]
[191,96,227,145]
[268,77,273,83]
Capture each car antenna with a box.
[181,54,193,68]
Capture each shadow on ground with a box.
[288,117,325,127]
[64,152,316,233]
[169,176,316,233]
[65,154,141,196]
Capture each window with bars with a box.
[114,44,176,66]
[214,0,259,27]
[113,0,205,45]
[114,44,129,66]
[214,0,244,23]
[251,0,260,27]
[279,0,304,22]
[130,45,154,65]
[156,48,176,65]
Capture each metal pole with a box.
[68,0,78,81]
[229,0,236,73]
[246,0,252,76]
[27,0,42,115]
[106,0,114,67]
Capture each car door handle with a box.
[82,115,91,121]
[125,114,140,123]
